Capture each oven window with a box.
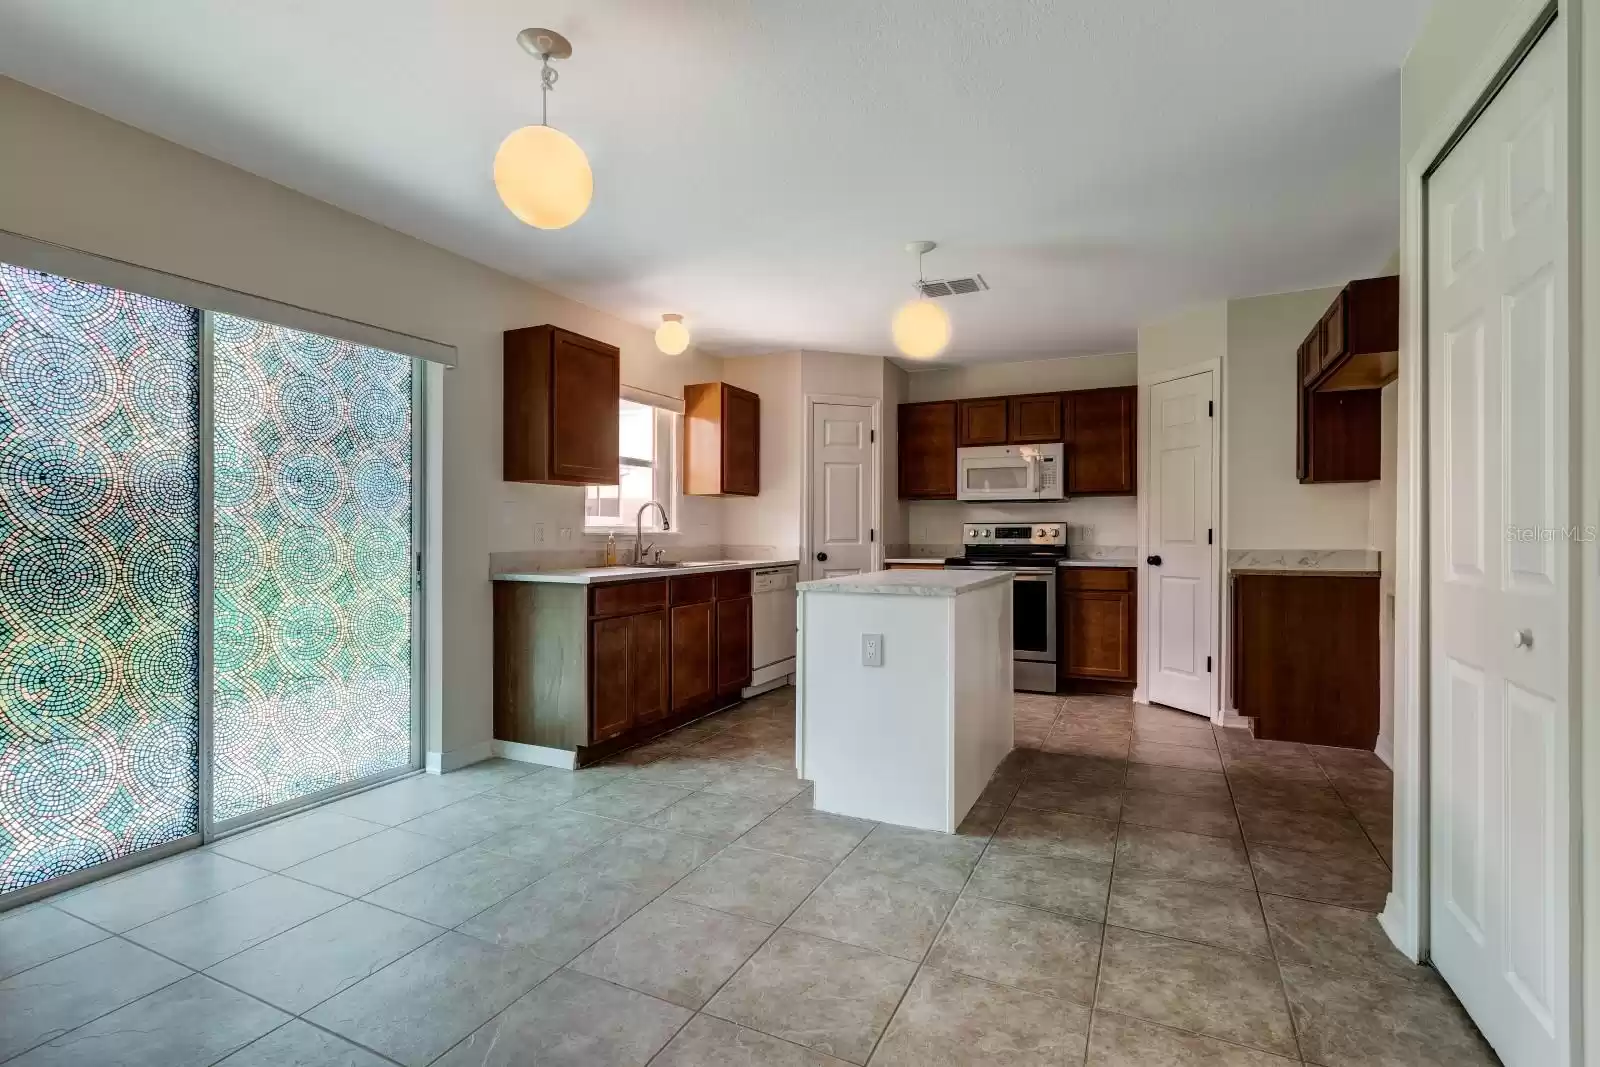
[1014,579,1051,654]
[965,464,1029,493]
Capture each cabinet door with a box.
[1322,292,1346,368]
[670,601,716,711]
[1062,590,1134,680]
[1066,387,1136,494]
[629,610,668,725]
[1007,393,1064,443]
[715,596,753,694]
[958,398,1009,446]
[550,330,621,483]
[590,616,633,741]
[721,384,761,496]
[897,401,957,498]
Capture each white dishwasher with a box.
[744,564,798,696]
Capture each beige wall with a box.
[1136,303,1229,383]
[0,77,726,761]
[905,351,1136,402]
[720,352,803,558]
[1225,287,1374,549]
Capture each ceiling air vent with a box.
[917,274,989,299]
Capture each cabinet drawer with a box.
[1059,567,1133,591]
[714,569,752,599]
[670,573,717,604]
[590,579,667,618]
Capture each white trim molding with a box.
[1387,0,1575,972]
[490,739,578,771]
[1136,358,1224,720]
[799,393,883,581]
[426,740,493,774]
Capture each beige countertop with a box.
[493,559,800,585]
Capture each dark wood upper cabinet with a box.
[958,397,1009,446]
[897,388,1133,499]
[898,401,958,499]
[1007,393,1064,444]
[715,596,753,696]
[1066,386,1137,495]
[684,382,760,496]
[669,601,716,712]
[1233,573,1379,749]
[504,325,620,485]
[1297,276,1396,483]
[1059,568,1135,682]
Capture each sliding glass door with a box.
[0,264,422,900]
[209,316,417,826]
[0,266,201,894]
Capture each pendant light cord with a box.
[540,53,559,126]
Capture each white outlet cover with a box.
[862,633,884,667]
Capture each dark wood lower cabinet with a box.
[670,601,716,712]
[1232,573,1379,748]
[1059,567,1136,687]
[716,596,753,695]
[590,616,634,742]
[494,569,758,766]
[589,609,668,743]
[629,610,668,726]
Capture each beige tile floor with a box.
[0,689,1500,1066]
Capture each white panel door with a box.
[810,402,874,578]
[1427,22,1570,1067]
[1145,371,1215,716]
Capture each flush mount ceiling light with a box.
[494,28,593,230]
[655,314,690,355]
[892,240,952,359]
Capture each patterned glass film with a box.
[210,316,414,822]
[0,264,200,895]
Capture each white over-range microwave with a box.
[956,443,1065,502]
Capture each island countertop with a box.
[493,558,799,585]
[799,569,1013,597]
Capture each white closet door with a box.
[1427,20,1571,1066]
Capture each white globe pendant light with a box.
[495,29,593,230]
[655,314,690,355]
[892,241,951,359]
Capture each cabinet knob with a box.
[1513,629,1533,649]
[1146,555,1162,566]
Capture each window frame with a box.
[584,392,679,536]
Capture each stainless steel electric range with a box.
[944,522,1069,693]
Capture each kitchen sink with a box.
[630,559,745,569]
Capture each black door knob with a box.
[816,552,828,562]
[1146,554,1162,566]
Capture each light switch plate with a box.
[862,633,884,667]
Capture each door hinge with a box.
[1206,656,1213,673]
[1207,528,1213,545]
[1208,400,1214,417]
[870,528,876,542]
[415,551,423,585]
[870,429,876,443]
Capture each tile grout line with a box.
[1220,731,1310,1064]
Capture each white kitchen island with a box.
[796,569,1014,833]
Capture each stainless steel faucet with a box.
[634,501,670,564]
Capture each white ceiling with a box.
[0,1,1430,364]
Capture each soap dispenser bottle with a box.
[604,531,617,566]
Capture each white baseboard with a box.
[425,741,492,774]
[741,673,793,699]
[1216,709,1251,729]
[491,739,578,770]
[1374,733,1394,769]
[1378,891,1419,963]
